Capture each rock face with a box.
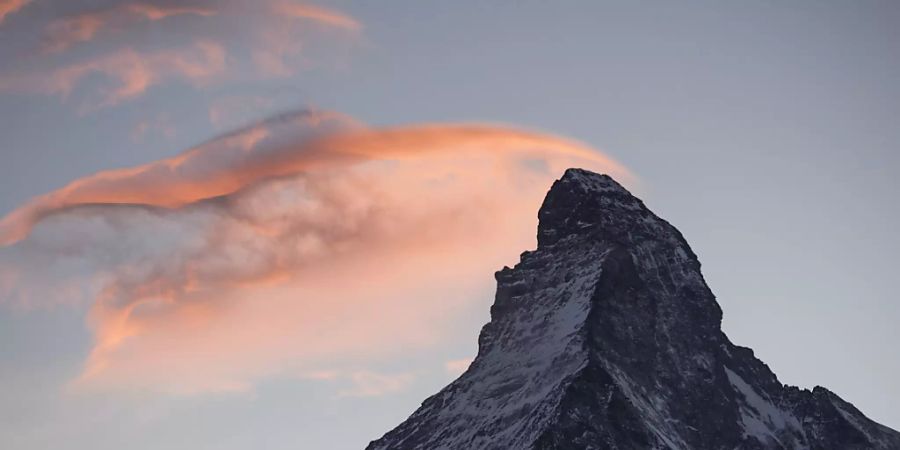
[368,169,900,450]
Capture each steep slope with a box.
[368,168,900,450]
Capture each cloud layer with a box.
[0,0,361,111]
[0,110,631,394]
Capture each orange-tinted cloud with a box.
[42,14,105,54]
[444,358,473,375]
[252,2,360,77]
[0,110,355,247]
[0,41,226,110]
[1,1,361,111]
[0,111,634,394]
[42,2,216,53]
[0,110,626,247]
[0,0,30,25]
[273,2,361,32]
[125,3,216,21]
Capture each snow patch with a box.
[725,367,806,449]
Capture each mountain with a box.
[367,168,900,450]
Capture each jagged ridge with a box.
[368,169,900,450]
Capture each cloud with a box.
[0,1,361,110]
[41,13,106,54]
[444,358,473,375]
[0,110,625,247]
[0,110,633,394]
[337,372,414,398]
[41,2,217,53]
[299,369,414,398]
[0,110,357,247]
[273,2,361,32]
[0,41,226,110]
[251,2,361,77]
[0,0,30,25]
[125,3,217,21]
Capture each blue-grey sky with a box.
[1,1,898,449]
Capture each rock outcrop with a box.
[368,169,900,450]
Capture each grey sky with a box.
[1,1,898,449]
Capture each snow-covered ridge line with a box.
[369,169,900,450]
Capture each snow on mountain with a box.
[368,168,900,450]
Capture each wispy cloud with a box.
[0,41,227,110]
[0,0,30,25]
[299,369,414,398]
[125,2,217,21]
[444,358,473,375]
[41,14,105,54]
[273,2,361,32]
[251,3,361,78]
[0,0,361,111]
[0,110,633,394]
[0,110,356,247]
[338,371,414,398]
[42,2,217,53]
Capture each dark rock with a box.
[368,168,900,450]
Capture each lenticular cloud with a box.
[0,110,633,393]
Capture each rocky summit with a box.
[368,168,900,450]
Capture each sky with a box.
[0,1,898,449]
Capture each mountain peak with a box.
[538,169,647,247]
[558,168,626,192]
[369,168,900,450]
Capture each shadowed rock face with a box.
[368,168,900,450]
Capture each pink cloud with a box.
[42,2,216,53]
[253,2,361,77]
[0,1,361,110]
[273,2,361,32]
[125,3,216,21]
[0,111,634,394]
[337,372,415,398]
[42,14,106,54]
[0,0,30,25]
[444,358,474,375]
[251,7,360,78]
[0,41,226,110]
